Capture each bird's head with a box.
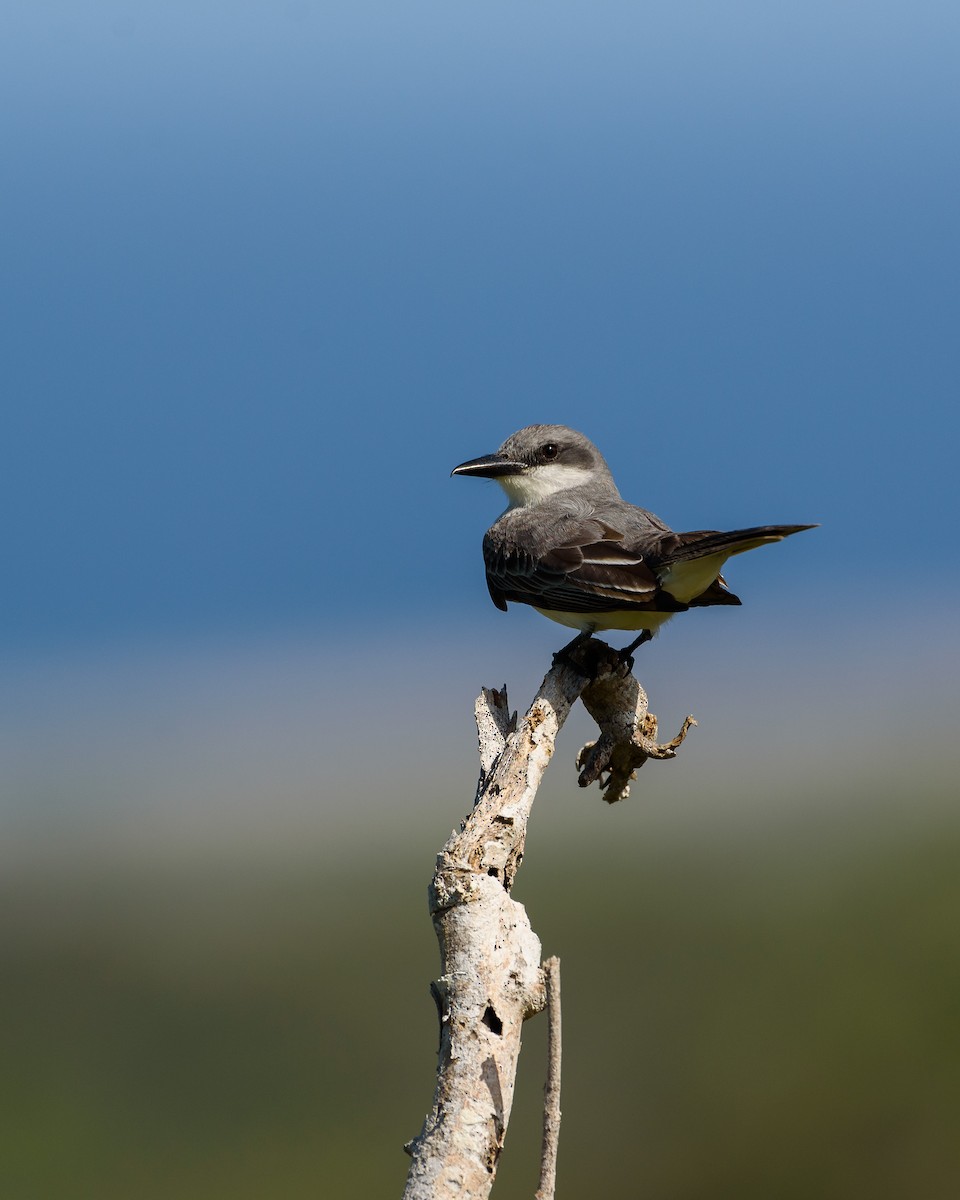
[451,424,617,507]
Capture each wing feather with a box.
[483,518,685,616]
[481,514,814,617]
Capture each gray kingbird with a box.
[452,424,816,658]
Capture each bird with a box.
[451,424,816,660]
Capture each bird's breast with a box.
[533,607,675,634]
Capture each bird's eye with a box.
[541,443,559,460]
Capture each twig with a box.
[535,956,562,1200]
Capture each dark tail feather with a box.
[687,579,742,608]
[673,523,818,562]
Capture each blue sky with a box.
[4,19,958,1193]
[2,0,958,654]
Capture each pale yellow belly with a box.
[534,607,675,634]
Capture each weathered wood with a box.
[577,661,697,803]
[403,640,694,1198]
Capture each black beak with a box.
[451,453,527,479]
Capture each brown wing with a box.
[483,518,687,615]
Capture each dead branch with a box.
[402,639,694,1199]
[535,956,562,1200]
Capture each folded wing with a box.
[483,519,815,615]
[483,517,686,615]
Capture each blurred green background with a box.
[3,624,958,1199]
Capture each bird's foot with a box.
[553,632,626,680]
[551,630,593,667]
[616,630,653,672]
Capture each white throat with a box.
[496,464,596,508]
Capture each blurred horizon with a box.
[3,597,958,866]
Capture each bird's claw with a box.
[616,630,653,669]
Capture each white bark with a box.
[403,640,695,1199]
